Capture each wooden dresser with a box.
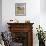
[7,23,34,46]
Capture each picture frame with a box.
[15,3,26,16]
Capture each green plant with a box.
[36,25,45,41]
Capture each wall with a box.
[2,0,40,30]
[2,0,46,46]
[0,0,2,32]
[40,0,46,32]
[40,0,46,13]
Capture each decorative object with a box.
[25,20,30,23]
[8,19,19,23]
[15,3,26,16]
[36,25,45,46]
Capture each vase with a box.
[39,40,45,46]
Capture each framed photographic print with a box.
[15,3,26,16]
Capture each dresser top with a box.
[7,23,34,25]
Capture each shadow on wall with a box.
[40,0,46,13]
[0,0,2,32]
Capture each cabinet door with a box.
[11,32,28,46]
